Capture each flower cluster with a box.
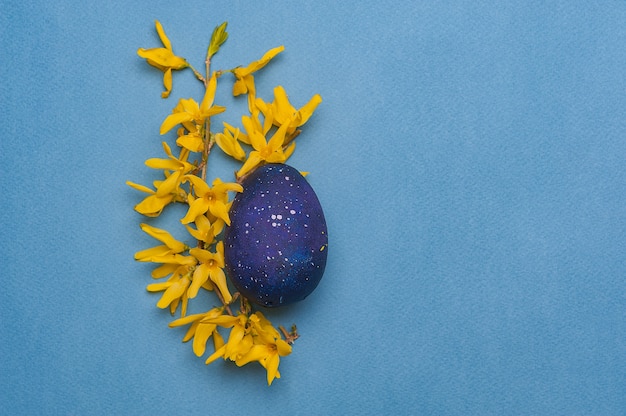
[170,308,293,385]
[128,21,320,385]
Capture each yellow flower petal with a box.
[185,175,211,195]
[169,313,204,327]
[156,276,190,308]
[161,68,173,98]
[209,266,231,303]
[140,223,186,252]
[160,112,195,135]
[295,94,322,126]
[126,181,154,194]
[188,263,209,298]
[239,45,284,76]
[200,72,218,113]
[237,151,262,178]
[134,194,173,216]
[267,122,289,151]
[275,339,292,356]
[235,344,267,367]
[207,200,231,226]
[225,324,246,359]
[144,158,182,171]
[265,353,280,385]
[206,315,240,328]
[272,85,293,123]
[154,20,172,51]
[180,197,210,224]
[232,77,248,96]
[215,131,246,161]
[137,48,187,70]
[176,132,204,152]
[155,170,183,197]
[151,263,178,278]
[248,130,266,152]
[146,281,171,292]
[193,323,217,357]
[205,344,226,364]
[213,329,225,351]
[134,245,171,261]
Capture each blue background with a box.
[1,1,625,414]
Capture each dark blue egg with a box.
[224,164,328,307]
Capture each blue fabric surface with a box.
[1,1,625,414]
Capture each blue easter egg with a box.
[224,164,328,307]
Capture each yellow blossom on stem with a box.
[184,214,225,245]
[134,223,188,261]
[236,337,291,385]
[126,180,175,217]
[187,242,231,302]
[160,72,225,135]
[205,313,251,363]
[233,46,284,110]
[147,268,192,315]
[144,252,200,317]
[169,307,225,356]
[214,124,246,161]
[181,176,243,225]
[128,142,194,217]
[203,311,292,385]
[137,20,189,98]
[256,86,322,136]
[175,124,204,153]
[236,121,295,178]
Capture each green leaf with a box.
[208,22,228,58]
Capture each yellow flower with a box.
[188,242,231,302]
[256,86,322,136]
[134,223,188,261]
[184,214,225,245]
[237,338,291,385]
[169,307,225,356]
[203,312,291,385]
[180,176,243,225]
[236,121,295,178]
[137,225,197,317]
[245,312,292,385]
[146,267,192,315]
[137,20,189,98]
[127,142,194,217]
[233,46,284,110]
[126,180,174,217]
[175,124,204,153]
[160,72,225,135]
[205,314,252,364]
[214,124,246,161]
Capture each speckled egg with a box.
[224,164,328,307]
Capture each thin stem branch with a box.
[279,325,300,345]
[188,64,206,84]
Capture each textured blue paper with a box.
[1,1,625,414]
